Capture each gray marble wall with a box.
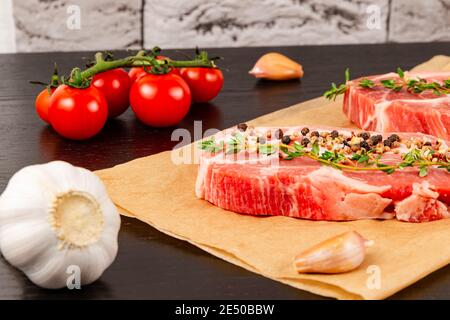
[144,0,389,47]
[7,0,450,52]
[389,0,449,42]
[12,0,141,52]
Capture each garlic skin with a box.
[294,231,371,274]
[249,52,304,80]
[0,161,120,289]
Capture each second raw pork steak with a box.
[196,125,450,222]
[343,71,450,139]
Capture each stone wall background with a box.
[0,0,16,53]
[12,0,141,52]
[3,0,450,53]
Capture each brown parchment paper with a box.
[96,56,450,300]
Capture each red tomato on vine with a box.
[128,56,179,83]
[49,85,108,140]
[35,87,56,123]
[129,73,191,127]
[179,68,223,103]
[92,68,131,118]
[128,67,148,84]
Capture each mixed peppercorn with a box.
[199,123,450,176]
[233,123,411,156]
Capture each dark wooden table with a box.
[0,43,449,300]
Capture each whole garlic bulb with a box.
[0,161,120,289]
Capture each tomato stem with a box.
[29,63,60,90]
[69,47,217,88]
[50,63,59,88]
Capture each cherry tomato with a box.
[128,67,148,83]
[35,87,56,123]
[169,64,180,76]
[92,68,131,118]
[128,56,179,83]
[129,73,191,127]
[179,67,223,103]
[49,85,108,140]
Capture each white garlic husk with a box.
[0,161,120,289]
[294,231,372,274]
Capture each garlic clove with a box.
[294,231,371,274]
[249,52,304,81]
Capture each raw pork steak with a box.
[343,71,450,140]
[196,125,450,222]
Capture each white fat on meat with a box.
[395,181,450,222]
[307,167,393,220]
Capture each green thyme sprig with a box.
[280,141,305,160]
[226,133,245,154]
[351,150,371,164]
[397,148,438,177]
[380,79,403,91]
[279,144,449,176]
[278,143,398,173]
[259,144,277,155]
[323,68,350,101]
[324,67,450,100]
[359,78,375,89]
[198,137,224,153]
[406,78,450,95]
